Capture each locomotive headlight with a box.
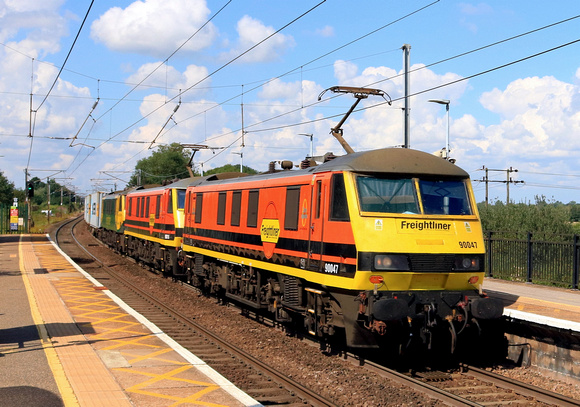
[374,254,410,271]
[454,255,480,271]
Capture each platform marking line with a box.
[114,364,228,406]
[18,236,80,407]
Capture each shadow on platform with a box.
[0,322,97,350]
[0,386,63,407]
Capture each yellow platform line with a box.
[19,236,79,407]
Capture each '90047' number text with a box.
[459,241,477,249]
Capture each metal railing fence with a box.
[485,231,580,289]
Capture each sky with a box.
[1,0,580,204]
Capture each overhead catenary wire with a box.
[93,0,234,124]
[13,4,579,192]
[76,1,329,178]
[33,0,95,114]
[66,0,236,177]
[114,33,580,175]
[153,1,440,145]
[153,10,580,149]
[90,0,328,153]
[233,37,580,136]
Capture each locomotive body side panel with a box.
[182,170,359,288]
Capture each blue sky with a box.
[1,0,580,204]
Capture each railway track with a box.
[350,357,580,406]
[53,216,580,406]
[55,217,338,407]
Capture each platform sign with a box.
[10,206,18,231]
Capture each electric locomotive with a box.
[179,147,504,356]
[120,178,191,274]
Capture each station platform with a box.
[484,278,580,332]
[0,234,261,407]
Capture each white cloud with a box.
[457,2,493,34]
[125,61,209,97]
[0,0,66,52]
[90,0,217,57]
[458,2,493,16]
[479,76,580,158]
[220,15,295,63]
[315,25,334,38]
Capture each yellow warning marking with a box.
[18,237,79,407]
[173,387,230,407]
[124,347,176,365]
[41,254,233,406]
[115,365,227,406]
[121,349,188,366]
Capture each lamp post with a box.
[428,99,450,159]
[298,133,314,158]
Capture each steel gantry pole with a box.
[402,44,411,148]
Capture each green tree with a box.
[0,170,16,206]
[128,143,191,187]
[478,195,573,238]
[568,202,580,222]
[29,177,46,206]
[204,163,258,176]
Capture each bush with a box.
[478,196,573,240]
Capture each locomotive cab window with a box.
[195,193,203,224]
[315,180,322,219]
[167,190,173,214]
[356,176,419,214]
[330,173,349,221]
[419,179,472,215]
[177,190,186,210]
[355,175,472,216]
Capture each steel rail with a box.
[462,364,580,407]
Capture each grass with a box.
[29,205,82,234]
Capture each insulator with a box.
[280,160,293,170]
